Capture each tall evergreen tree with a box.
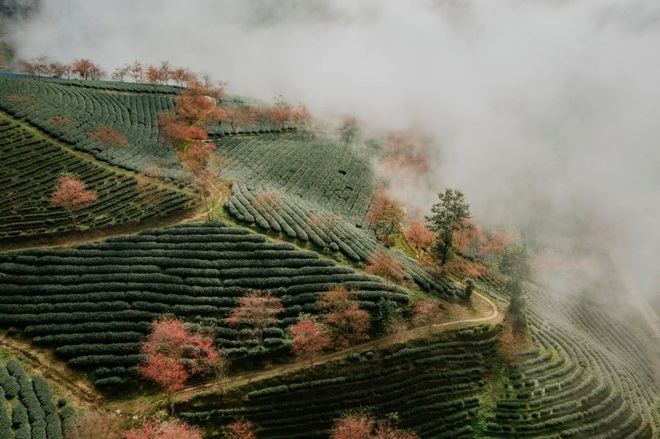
[498,243,530,331]
[425,188,472,265]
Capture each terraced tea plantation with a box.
[482,285,659,438]
[219,134,461,298]
[0,75,658,439]
[0,77,296,179]
[0,221,408,387]
[0,115,195,240]
[176,285,660,439]
[0,360,75,439]
[0,77,181,176]
[178,325,499,439]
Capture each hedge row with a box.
[0,221,411,385]
[0,115,195,238]
[218,133,461,297]
[484,284,655,438]
[177,327,500,438]
[0,360,68,439]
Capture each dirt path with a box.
[174,290,504,403]
[0,333,101,409]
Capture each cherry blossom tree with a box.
[289,318,331,366]
[72,59,103,80]
[127,61,143,82]
[88,127,130,162]
[49,61,70,79]
[331,413,419,439]
[452,218,489,259]
[367,190,405,246]
[170,67,197,87]
[331,413,372,439]
[175,89,227,126]
[251,106,271,131]
[51,176,97,229]
[177,142,231,221]
[404,221,436,261]
[225,106,255,133]
[17,58,39,77]
[138,317,217,408]
[410,299,442,328]
[158,60,171,84]
[317,286,370,349]
[146,65,164,86]
[226,290,284,349]
[267,97,293,130]
[291,105,312,131]
[123,419,202,439]
[111,65,130,82]
[381,130,432,177]
[222,418,257,439]
[365,252,405,286]
[481,228,521,263]
[158,113,208,151]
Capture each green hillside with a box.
[0,115,195,240]
[0,221,409,387]
[0,77,181,177]
[0,75,657,439]
[175,282,659,438]
[178,326,499,438]
[0,359,75,439]
[219,133,460,298]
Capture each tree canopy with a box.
[498,243,530,331]
[425,188,472,265]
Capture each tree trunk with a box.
[67,208,79,230]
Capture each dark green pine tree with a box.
[425,188,472,265]
[498,243,530,331]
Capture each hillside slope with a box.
[0,114,196,241]
[178,326,500,439]
[0,221,409,387]
[218,133,461,298]
[0,77,181,176]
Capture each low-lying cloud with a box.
[8,0,660,304]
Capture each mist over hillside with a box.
[6,0,660,309]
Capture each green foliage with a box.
[179,328,500,437]
[0,116,194,238]
[0,360,68,439]
[0,388,11,438]
[0,222,411,386]
[425,188,472,265]
[498,243,530,330]
[0,77,179,175]
[220,134,461,297]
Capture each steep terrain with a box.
[0,221,409,387]
[0,76,657,438]
[0,359,76,439]
[0,114,195,241]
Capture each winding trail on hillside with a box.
[0,334,101,409]
[174,290,502,403]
